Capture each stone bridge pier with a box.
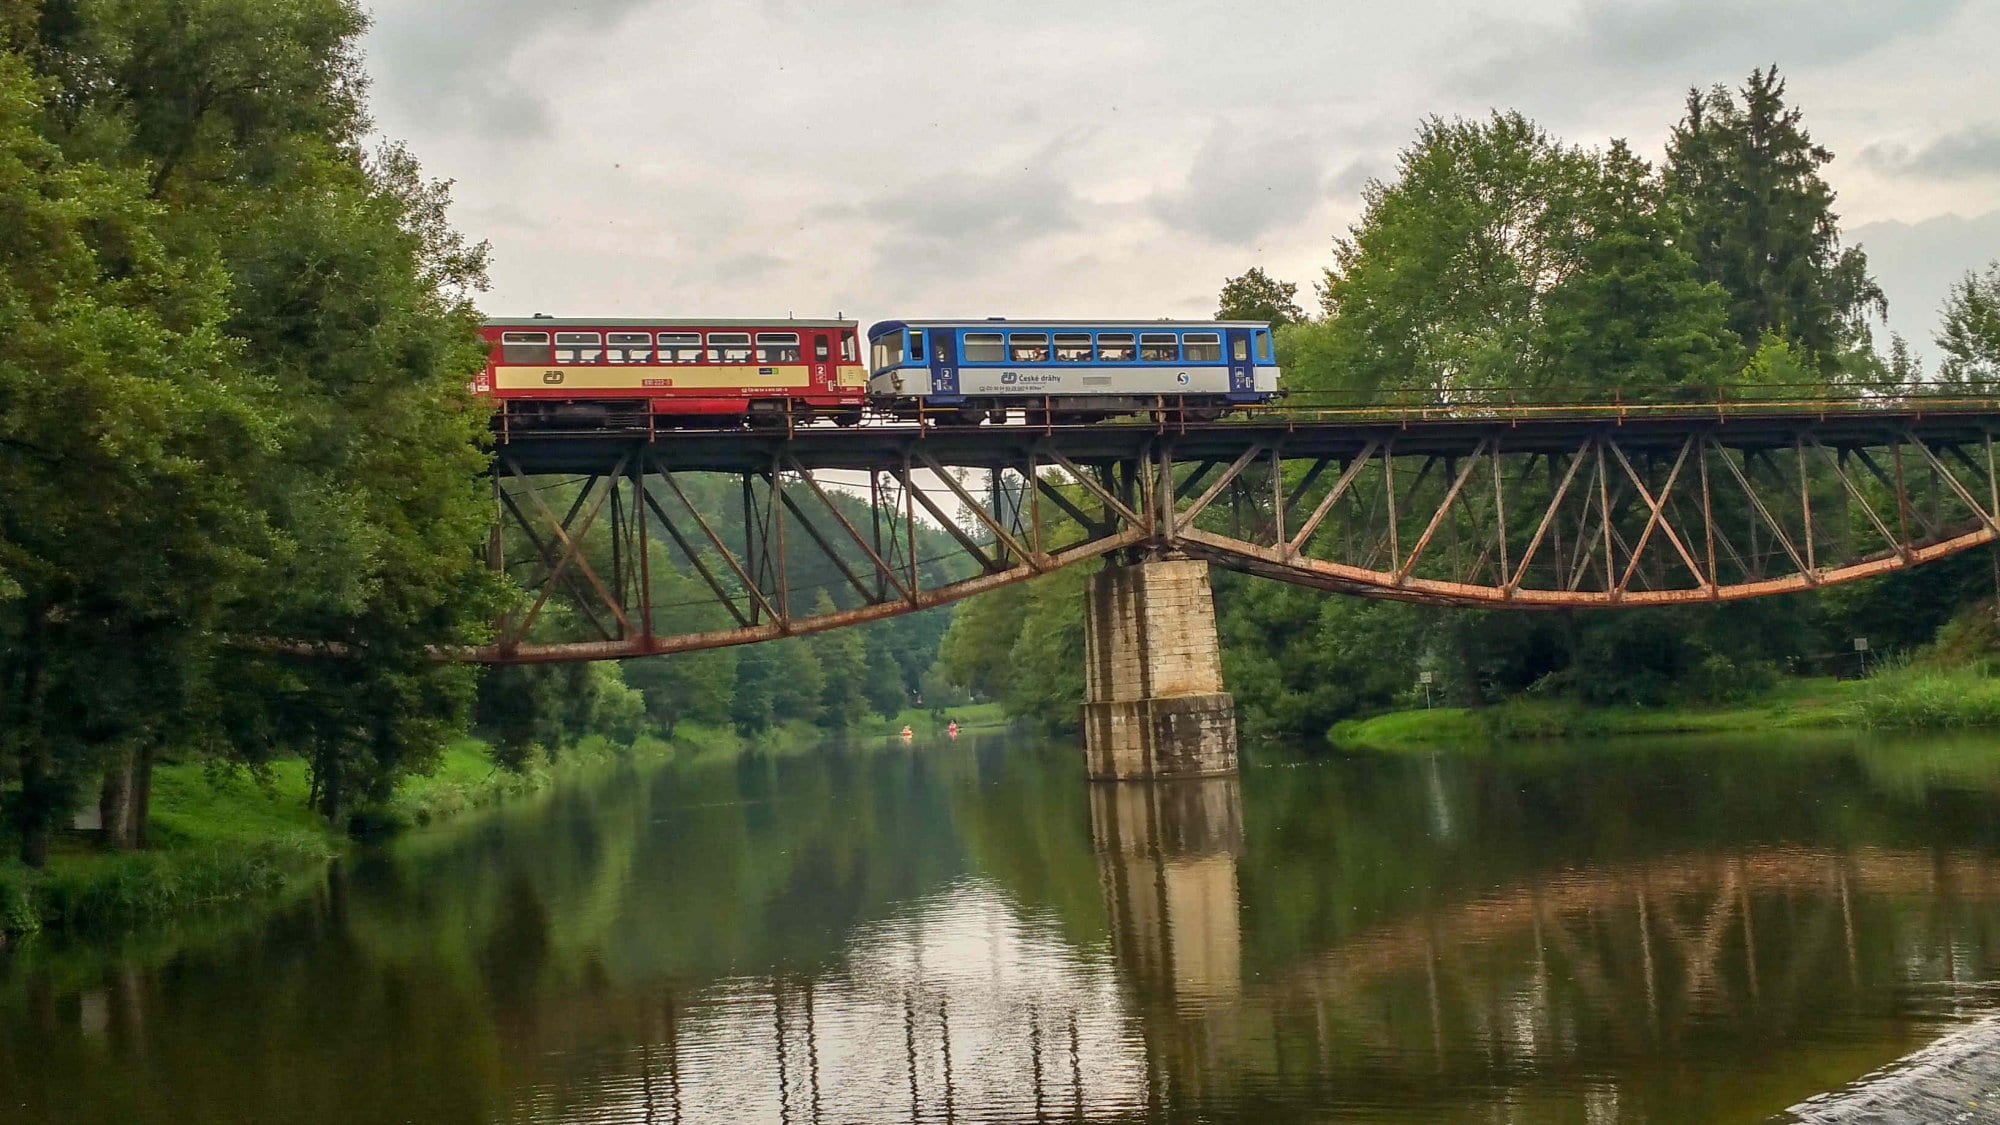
[1082,557,1237,780]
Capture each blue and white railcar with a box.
[867,319,1280,422]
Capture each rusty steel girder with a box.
[477,405,2000,662]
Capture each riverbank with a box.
[0,727,722,938]
[1328,666,2000,752]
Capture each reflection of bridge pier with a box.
[1091,778,1245,1005]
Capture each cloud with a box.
[1848,208,2000,365]
[862,164,1080,245]
[1453,0,1968,97]
[1149,128,1327,244]
[1862,124,2000,180]
[362,0,656,139]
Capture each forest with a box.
[939,70,2000,742]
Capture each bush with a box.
[1853,663,2000,729]
[0,866,37,934]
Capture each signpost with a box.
[1853,636,1869,678]
[1419,670,1434,709]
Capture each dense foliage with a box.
[939,68,2000,744]
[0,0,503,862]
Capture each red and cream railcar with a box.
[476,317,869,427]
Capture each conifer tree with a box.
[1663,66,1885,373]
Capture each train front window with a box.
[962,332,1004,363]
[1232,337,1249,362]
[1097,333,1136,362]
[1054,333,1092,363]
[707,332,752,363]
[1009,333,1050,363]
[500,331,550,364]
[842,334,859,363]
[555,332,602,364]
[1184,333,1222,362]
[1140,333,1179,362]
[607,331,654,364]
[814,337,830,362]
[872,332,905,370]
[755,332,801,363]
[909,330,925,358]
[1257,330,1273,361]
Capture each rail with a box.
[492,382,2000,443]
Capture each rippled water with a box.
[10,732,2000,1122]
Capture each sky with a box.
[358,0,2000,366]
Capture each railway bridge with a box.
[480,392,2000,777]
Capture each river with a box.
[8,730,2000,1122]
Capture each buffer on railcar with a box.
[867,318,1280,424]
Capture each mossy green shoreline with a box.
[1328,666,2000,753]
[0,723,796,939]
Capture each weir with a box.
[1082,557,1238,779]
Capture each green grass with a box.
[1328,678,1871,752]
[0,730,694,938]
[1,758,342,937]
[1849,663,2000,729]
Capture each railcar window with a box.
[842,335,859,363]
[555,331,603,364]
[659,332,702,363]
[909,330,925,358]
[1140,333,1179,363]
[963,332,1004,363]
[1185,333,1222,362]
[1257,331,1273,361]
[607,331,654,364]
[707,332,753,363]
[814,337,831,362]
[1232,337,1249,361]
[1009,333,1050,363]
[873,333,904,370]
[1098,333,1136,362]
[755,332,802,363]
[500,331,551,364]
[1054,333,1093,363]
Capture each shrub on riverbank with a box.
[1851,664,2000,729]
[0,730,692,936]
[1327,679,1865,752]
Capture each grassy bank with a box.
[1329,667,2000,753]
[857,701,1012,739]
[0,729,704,938]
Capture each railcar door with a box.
[811,331,834,390]
[928,328,961,400]
[1225,327,1257,400]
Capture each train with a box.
[475,315,1280,428]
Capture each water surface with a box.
[9,732,2000,1122]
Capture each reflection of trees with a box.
[22,737,2000,1123]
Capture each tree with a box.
[1217,267,1304,325]
[1938,262,2000,393]
[1311,112,1603,400]
[0,45,272,863]
[809,593,869,729]
[1534,141,1741,397]
[14,0,502,834]
[1663,67,1885,374]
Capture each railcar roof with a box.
[484,317,856,329]
[868,318,1270,335]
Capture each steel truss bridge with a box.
[481,396,2000,663]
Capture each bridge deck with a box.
[493,398,2000,475]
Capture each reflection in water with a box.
[1092,779,1244,1008]
[10,733,2000,1122]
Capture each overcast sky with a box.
[359,0,2000,365]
